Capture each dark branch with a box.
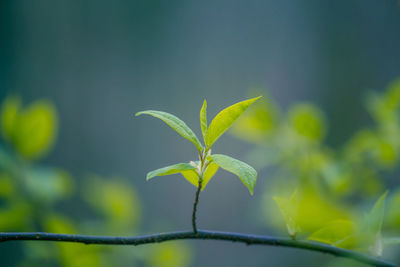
[192,179,202,234]
[0,230,395,267]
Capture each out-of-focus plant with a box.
[0,96,191,267]
[231,79,400,262]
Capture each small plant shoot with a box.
[136,96,261,195]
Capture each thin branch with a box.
[192,179,202,234]
[0,230,395,267]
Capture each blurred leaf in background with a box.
[308,219,356,249]
[233,80,400,260]
[231,94,279,143]
[288,103,327,142]
[1,96,58,160]
[146,242,192,267]
[1,96,21,142]
[273,190,301,239]
[0,96,192,267]
[83,175,141,234]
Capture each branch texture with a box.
[0,230,395,267]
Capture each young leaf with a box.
[146,163,196,181]
[200,100,207,141]
[209,154,257,195]
[206,96,261,148]
[181,162,219,190]
[136,110,203,152]
[273,190,301,239]
[363,191,388,256]
[203,162,219,186]
[365,191,388,236]
[308,220,356,248]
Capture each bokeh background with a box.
[1,1,400,266]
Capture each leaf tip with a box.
[146,170,157,181]
[250,96,262,103]
[249,188,254,195]
[375,190,389,206]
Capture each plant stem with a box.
[192,179,202,234]
[0,230,394,267]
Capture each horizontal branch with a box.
[0,230,395,267]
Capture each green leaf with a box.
[181,162,219,190]
[206,96,261,148]
[146,163,196,181]
[308,220,356,248]
[0,96,21,141]
[288,103,326,141]
[14,100,58,160]
[203,162,219,187]
[230,95,279,143]
[365,191,387,236]
[209,154,257,195]
[200,100,207,142]
[136,110,203,152]
[362,191,388,256]
[273,190,301,238]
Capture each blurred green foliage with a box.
[147,242,192,267]
[232,79,400,261]
[2,80,400,266]
[1,96,58,160]
[0,96,191,267]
